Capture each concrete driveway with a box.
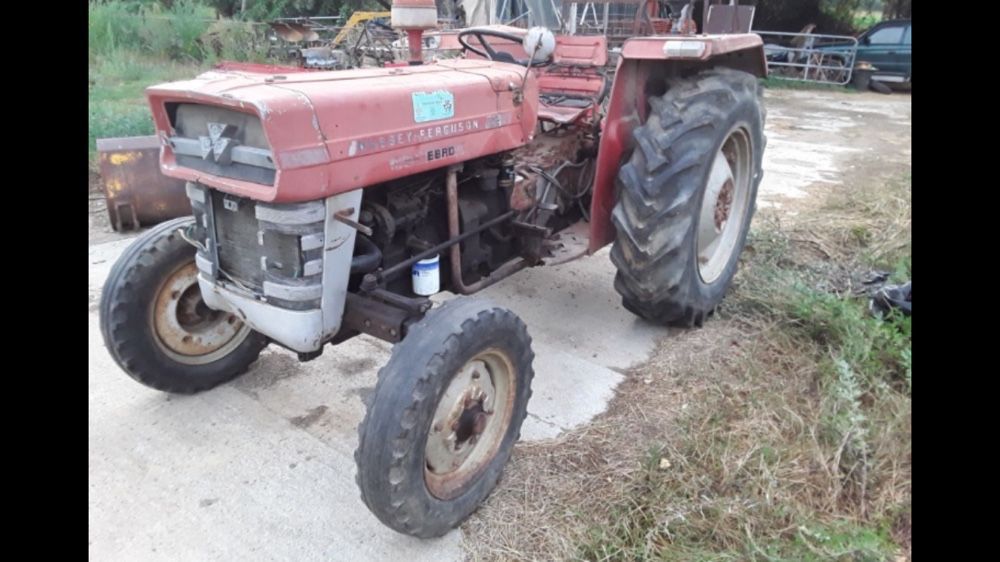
[89,240,659,560]
[88,87,911,561]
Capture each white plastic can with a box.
[412,254,440,296]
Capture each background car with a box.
[822,19,912,84]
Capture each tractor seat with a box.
[537,94,599,124]
[536,35,609,125]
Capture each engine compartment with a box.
[352,120,596,298]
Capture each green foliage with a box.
[759,77,854,92]
[788,283,911,389]
[89,101,156,160]
[204,0,361,20]
[88,50,205,163]
[90,1,146,55]
[201,19,271,63]
[754,0,884,34]
[140,0,215,61]
[854,11,881,31]
[882,0,910,19]
[90,0,213,61]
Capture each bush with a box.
[141,0,215,61]
[89,0,214,62]
[200,19,271,63]
[89,101,155,158]
[753,0,873,34]
[90,1,145,55]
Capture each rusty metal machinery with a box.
[96,136,191,232]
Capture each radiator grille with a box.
[211,191,309,291]
[170,103,276,185]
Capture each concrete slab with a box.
[89,315,464,562]
[476,248,660,371]
[518,341,626,441]
[89,237,139,310]
[88,237,648,561]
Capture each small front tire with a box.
[355,298,534,538]
[99,217,268,394]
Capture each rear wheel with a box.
[99,217,268,393]
[355,298,534,538]
[610,68,765,327]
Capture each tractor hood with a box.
[146,59,538,202]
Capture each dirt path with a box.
[760,88,910,211]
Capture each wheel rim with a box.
[424,348,516,500]
[150,261,251,365]
[697,126,753,284]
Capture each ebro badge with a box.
[412,90,455,123]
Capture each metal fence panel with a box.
[756,31,858,85]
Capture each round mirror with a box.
[522,27,556,63]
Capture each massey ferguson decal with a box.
[346,113,514,158]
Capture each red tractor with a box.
[99,0,767,538]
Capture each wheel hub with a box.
[697,127,753,284]
[452,392,489,446]
[714,178,734,230]
[424,350,515,499]
[151,262,251,364]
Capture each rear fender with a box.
[587,35,766,252]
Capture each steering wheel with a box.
[456,28,551,67]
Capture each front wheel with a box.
[355,298,534,538]
[610,68,765,327]
[99,217,268,394]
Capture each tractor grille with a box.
[196,189,325,310]
[212,191,273,290]
[168,103,277,186]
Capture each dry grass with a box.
[462,173,911,561]
[464,325,735,561]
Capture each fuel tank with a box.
[146,59,539,203]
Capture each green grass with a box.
[760,77,857,93]
[88,1,279,169]
[89,50,205,166]
[89,0,215,61]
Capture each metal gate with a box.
[756,30,858,85]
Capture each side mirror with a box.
[522,27,556,62]
[861,36,871,45]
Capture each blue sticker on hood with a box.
[412,90,455,123]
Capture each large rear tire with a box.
[610,68,765,327]
[355,298,534,538]
[99,217,268,394]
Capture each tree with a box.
[204,0,347,20]
[882,0,910,19]
[751,0,867,34]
